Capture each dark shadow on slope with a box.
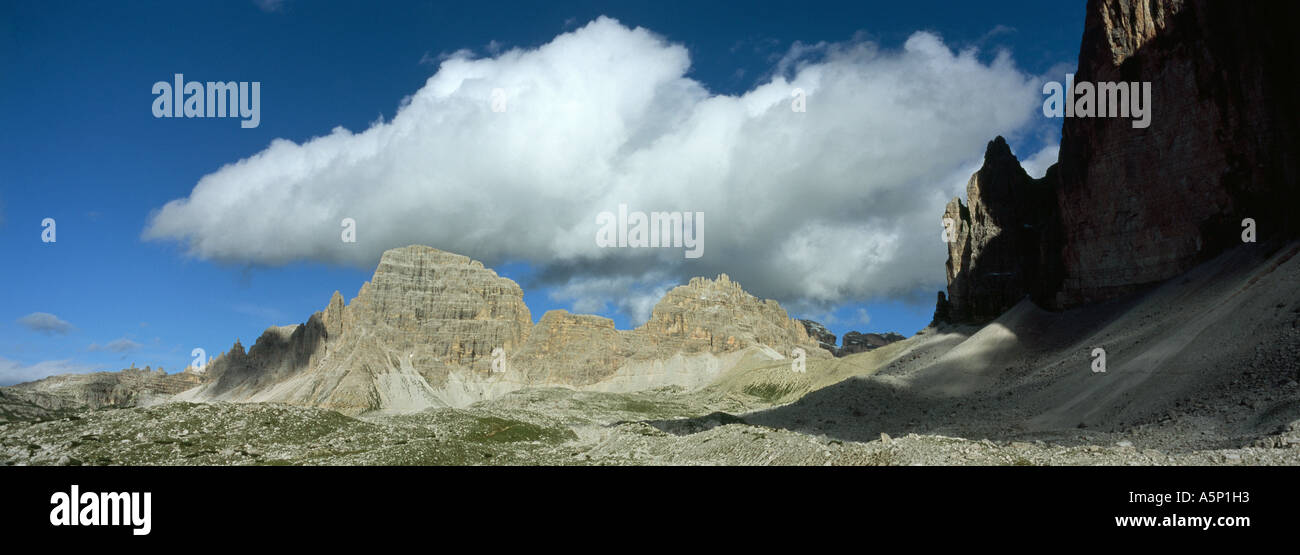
[639,412,748,436]
[738,375,1066,444]
[642,241,1300,451]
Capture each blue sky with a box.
[0,0,1083,384]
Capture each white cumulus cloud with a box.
[1021,143,1059,179]
[144,16,1045,311]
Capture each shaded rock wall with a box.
[940,0,1299,323]
[839,331,905,356]
[1055,0,1300,306]
[795,319,905,357]
[943,137,1060,323]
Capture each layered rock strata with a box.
[180,246,825,414]
[3,367,202,410]
[798,320,837,355]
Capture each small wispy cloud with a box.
[88,338,142,353]
[979,24,1017,43]
[233,302,287,324]
[853,308,871,327]
[253,0,286,13]
[419,49,474,66]
[17,312,73,335]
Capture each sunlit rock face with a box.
[183,248,825,414]
[186,246,534,414]
[2,367,202,414]
[635,274,823,358]
[512,273,830,389]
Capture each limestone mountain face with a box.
[181,247,823,414]
[510,310,627,387]
[345,247,533,365]
[636,275,822,358]
[2,367,202,414]
[184,246,534,414]
[508,275,827,393]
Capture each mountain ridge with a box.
[174,245,828,414]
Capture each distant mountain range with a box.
[169,245,828,414]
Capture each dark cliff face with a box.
[1054,0,1300,307]
[794,319,905,357]
[939,0,1300,324]
[838,331,905,356]
[942,137,1060,323]
[798,319,838,355]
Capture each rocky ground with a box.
[3,383,1298,466]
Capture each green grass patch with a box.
[464,416,576,444]
[742,382,797,403]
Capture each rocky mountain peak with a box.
[941,137,1057,323]
[796,319,906,357]
[982,135,1014,164]
[1083,0,1181,68]
[321,290,346,337]
[640,274,821,357]
[798,319,837,354]
[839,331,906,356]
[346,244,532,352]
[183,246,823,413]
[682,273,742,296]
